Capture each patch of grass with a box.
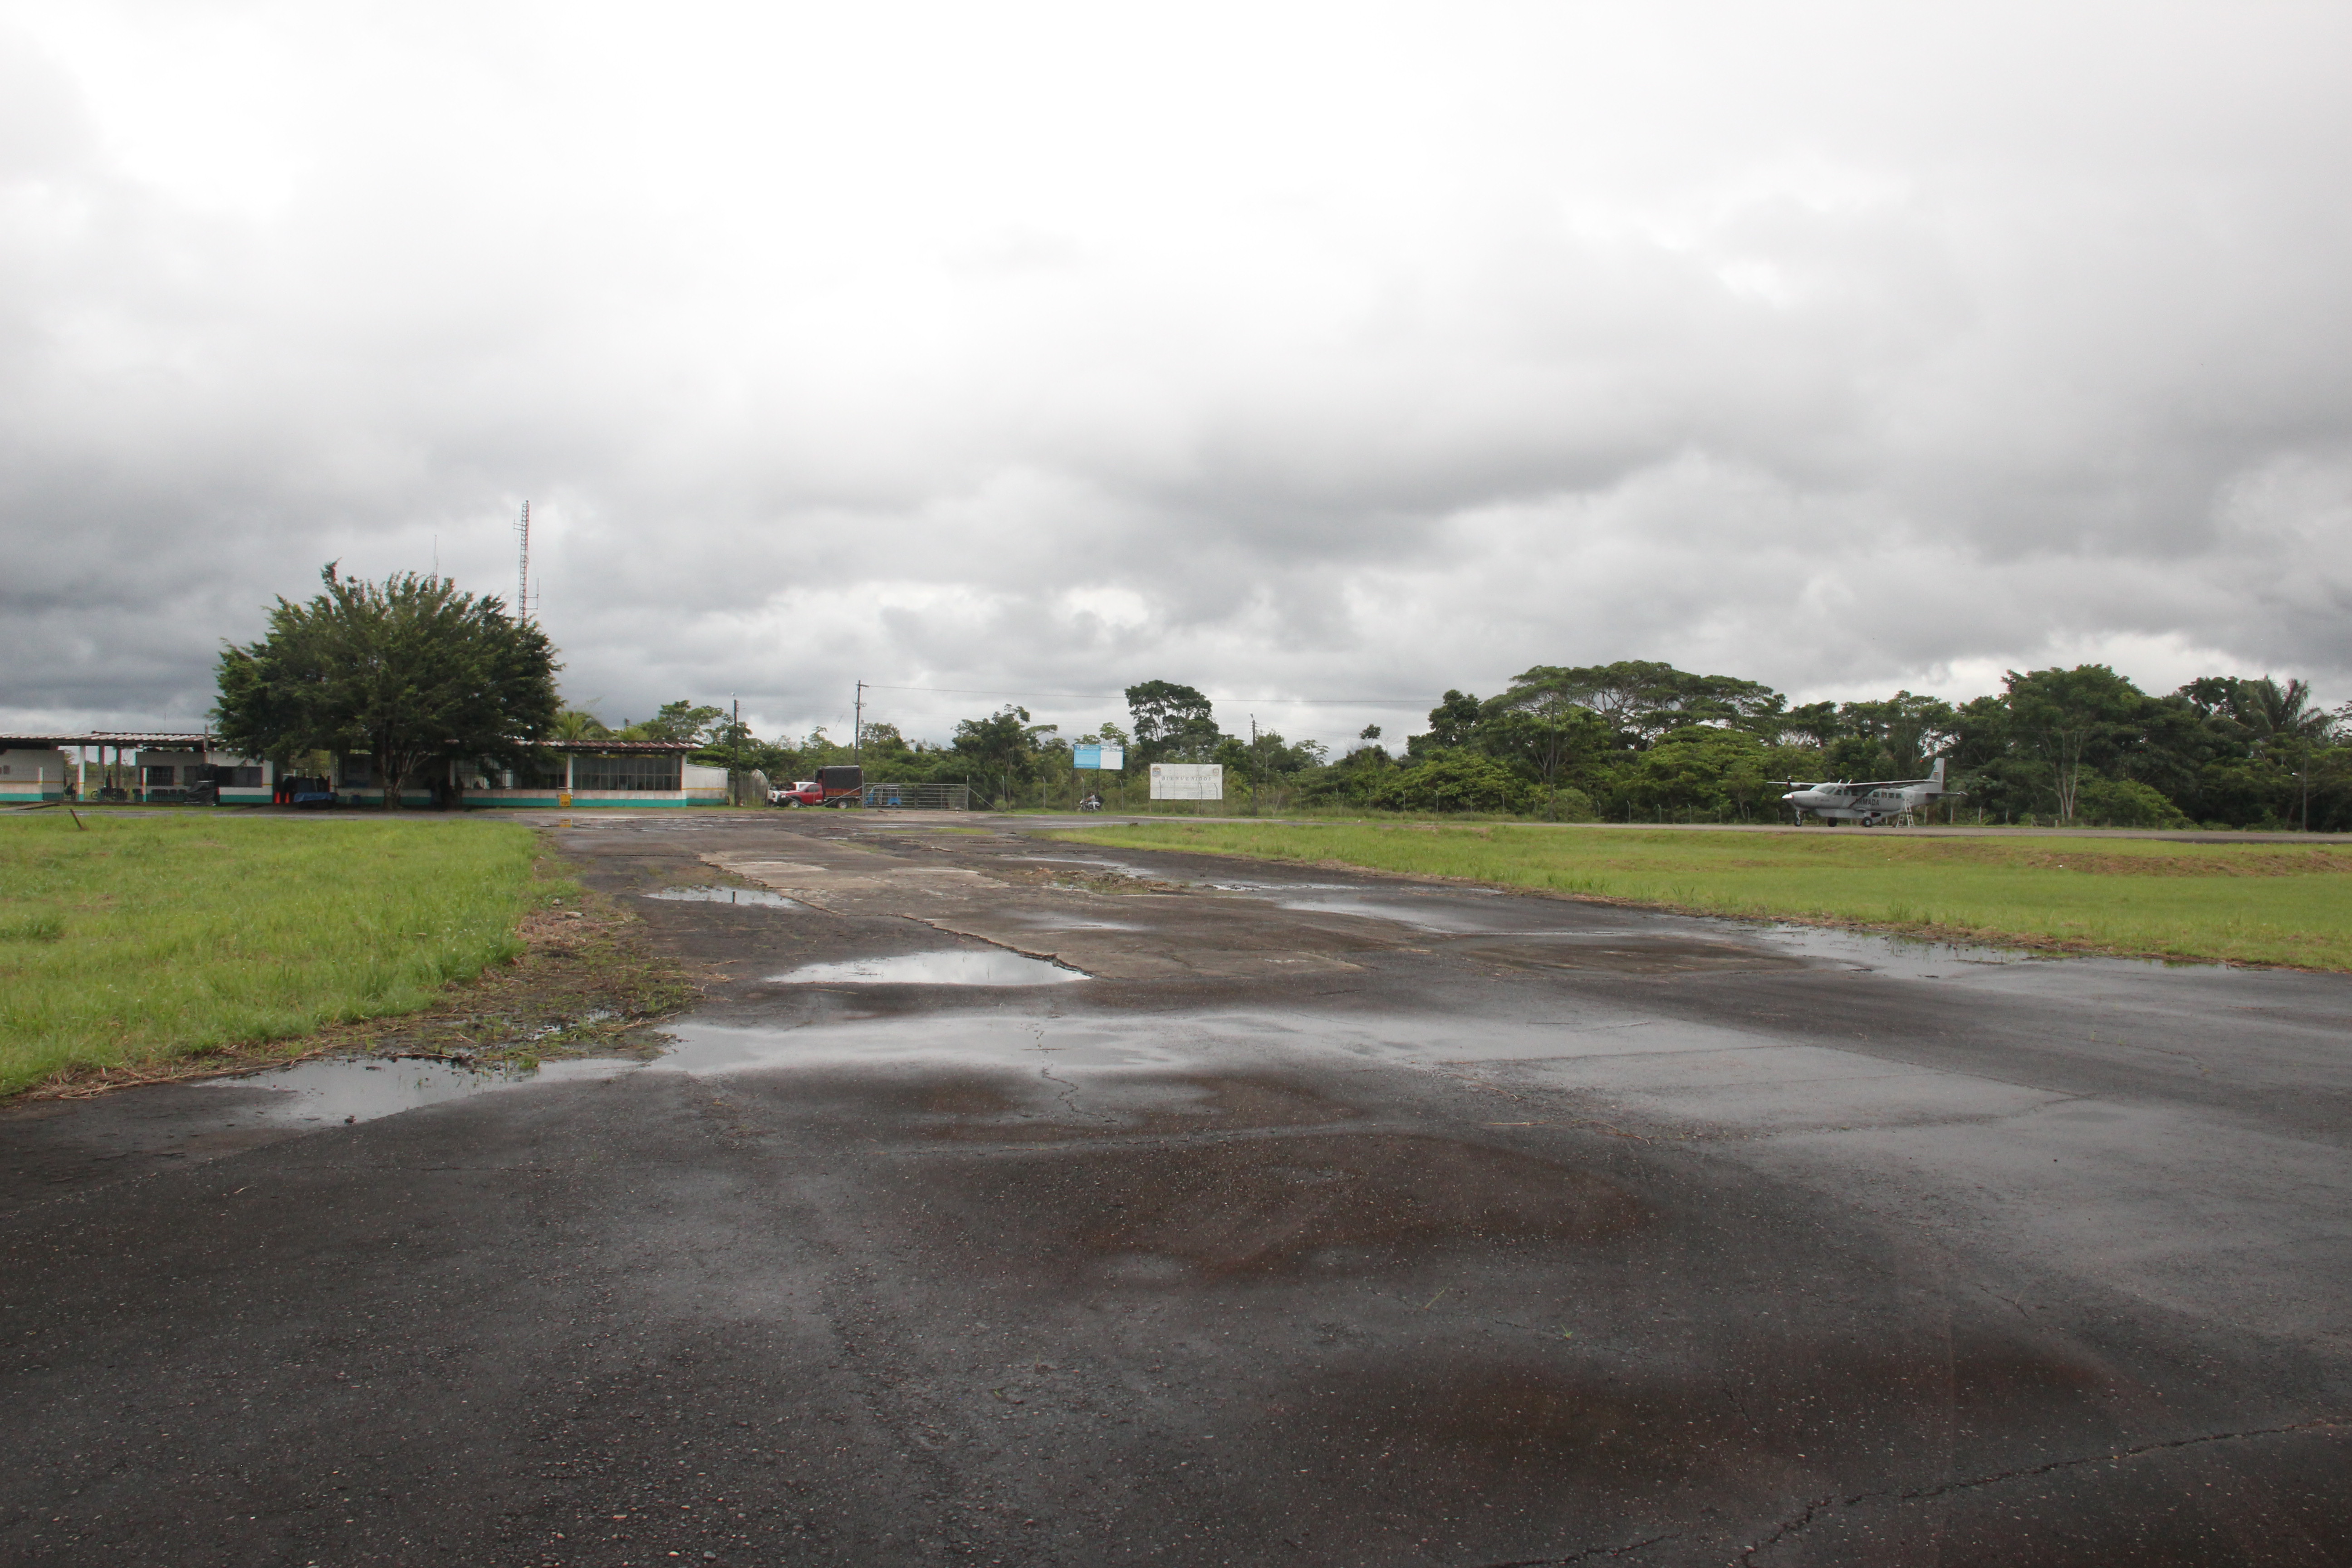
[1049,822,2352,969]
[0,911,65,942]
[0,813,549,1095]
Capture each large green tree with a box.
[1826,691,1957,780]
[622,700,726,745]
[1499,662,1785,745]
[951,706,1062,804]
[2002,666,2154,824]
[1125,681,1223,762]
[215,565,559,809]
[1480,676,1617,816]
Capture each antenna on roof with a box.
[514,501,533,625]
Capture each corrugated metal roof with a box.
[3,735,700,753]
[0,732,215,747]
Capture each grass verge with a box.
[0,811,694,1098]
[1050,821,2352,969]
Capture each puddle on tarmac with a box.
[1455,935,1812,973]
[194,1054,635,1126]
[1734,922,2214,978]
[1744,924,2041,977]
[1009,854,1182,882]
[769,949,1088,986]
[641,885,804,909]
[1011,912,1149,932]
[656,1014,1170,1074]
[649,1008,1705,1078]
[1276,896,1512,933]
[1014,855,1364,895]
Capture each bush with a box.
[2073,775,2193,828]
[1363,751,1534,814]
[1531,784,1598,821]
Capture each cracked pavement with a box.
[3,810,2348,1566]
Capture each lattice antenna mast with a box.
[514,501,534,625]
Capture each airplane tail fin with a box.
[1930,756,1945,787]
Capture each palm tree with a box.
[550,708,612,741]
[2231,677,2333,749]
[2233,678,2338,830]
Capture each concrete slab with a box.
[3,811,2347,1567]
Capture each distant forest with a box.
[563,662,2351,829]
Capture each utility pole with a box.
[854,681,864,766]
[731,694,741,807]
[1250,714,1259,817]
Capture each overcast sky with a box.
[5,2,2349,749]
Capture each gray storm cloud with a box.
[3,1,2348,748]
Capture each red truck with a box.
[769,764,863,808]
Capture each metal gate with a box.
[859,782,971,811]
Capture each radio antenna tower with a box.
[514,501,534,625]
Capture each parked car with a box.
[769,765,863,807]
[274,775,338,808]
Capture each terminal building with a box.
[0,735,710,808]
[0,733,265,805]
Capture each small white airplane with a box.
[1780,758,1963,826]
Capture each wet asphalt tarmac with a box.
[3,811,2348,1567]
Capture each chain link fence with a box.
[859,782,972,810]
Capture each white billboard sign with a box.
[1149,763,1223,801]
[1073,744,1125,771]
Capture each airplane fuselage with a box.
[1784,782,1942,823]
[1782,760,1960,824]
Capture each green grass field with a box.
[1051,822,2352,969]
[0,811,548,1095]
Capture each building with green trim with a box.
[0,735,711,808]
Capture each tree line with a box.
[212,567,2348,828]
[598,660,2352,829]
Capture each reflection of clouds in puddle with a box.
[1012,914,1149,932]
[653,1014,1183,1074]
[641,886,804,909]
[1276,897,1501,933]
[1013,854,1365,895]
[195,1056,635,1126]
[1690,920,2212,979]
[647,1008,1690,1078]
[769,950,1088,986]
[1746,923,2073,978]
[1008,854,1187,884]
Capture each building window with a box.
[145,764,178,786]
[571,754,682,792]
[224,766,264,788]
